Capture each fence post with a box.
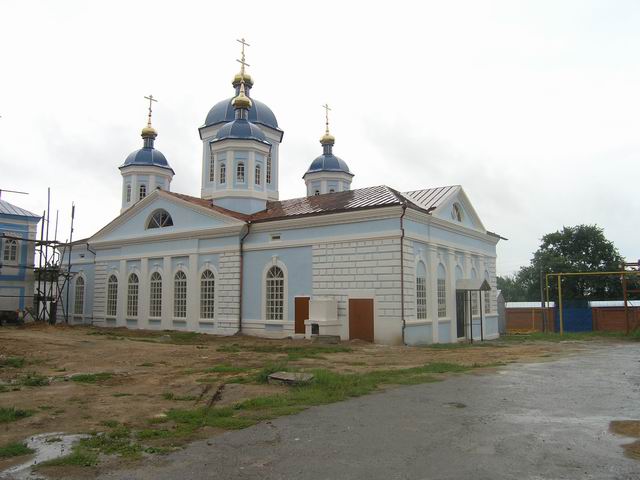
[558,275,564,335]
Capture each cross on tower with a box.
[144,94,158,126]
[322,103,331,133]
[236,37,250,74]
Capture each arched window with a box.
[209,157,215,182]
[174,271,187,319]
[437,264,447,318]
[74,276,85,315]
[265,266,284,321]
[484,271,491,314]
[127,273,139,317]
[255,164,261,185]
[149,272,162,318]
[3,239,18,262]
[219,163,226,184]
[126,184,131,203]
[416,261,427,320]
[237,162,245,183]
[139,184,147,200]
[200,270,215,319]
[266,155,272,184]
[147,209,173,229]
[106,274,118,317]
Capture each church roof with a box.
[212,118,270,144]
[163,191,251,221]
[402,185,460,212]
[121,147,174,173]
[304,153,353,176]
[204,97,280,131]
[0,199,39,219]
[251,185,412,222]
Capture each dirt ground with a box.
[0,324,602,474]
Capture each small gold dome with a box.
[141,125,157,138]
[232,72,253,87]
[320,132,335,145]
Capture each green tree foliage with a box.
[498,225,626,302]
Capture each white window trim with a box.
[126,270,140,319]
[105,270,119,319]
[73,273,86,318]
[2,235,19,264]
[261,258,289,324]
[198,264,219,321]
[172,268,188,320]
[415,258,428,322]
[148,267,163,320]
[437,263,447,319]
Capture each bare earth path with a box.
[99,343,640,480]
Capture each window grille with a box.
[266,266,284,321]
[200,270,215,319]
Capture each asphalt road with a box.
[100,343,640,480]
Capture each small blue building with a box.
[64,60,502,345]
[0,199,40,318]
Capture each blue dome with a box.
[213,118,270,144]
[205,97,279,130]
[305,154,352,175]
[120,147,174,173]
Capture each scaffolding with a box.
[0,188,76,324]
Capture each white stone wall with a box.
[312,237,406,345]
[216,251,241,334]
[92,262,107,324]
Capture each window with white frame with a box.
[416,261,427,320]
[147,209,173,229]
[200,270,215,319]
[471,269,479,316]
[255,164,261,185]
[266,155,272,184]
[437,264,447,318]
[149,272,162,317]
[266,265,284,321]
[106,275,118,317]
[237,162,245,183]
[126,184,131,203]
[73,276,85,315]
[127,273,139,317]
[139,184,147,199]
[3,239,18,262]
[219,163,226,184]
[174,271,187,318]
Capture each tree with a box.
[500,225,625,302]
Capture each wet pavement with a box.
[100,343,640,480]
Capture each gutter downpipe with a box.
[400,203,407,346]
[238,221,251,334]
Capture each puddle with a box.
[610,420,640,460]
[444,402,467,408]
[0,432,88,480]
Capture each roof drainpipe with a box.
[400,202,407,346]
[238,221,251,334]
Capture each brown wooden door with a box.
[349,298,374,342]
[294,297,310,334]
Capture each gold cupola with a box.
[231,80,252,110]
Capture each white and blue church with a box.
[64,55,502,345]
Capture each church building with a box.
[64,44,501,345]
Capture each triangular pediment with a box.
[90,190,245,245]
[429,186,486,232]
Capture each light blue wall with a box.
[438,321,452,342]
[242,245,312,321]
[213,197,267,215]
[0,221,30,282]
[404,324,433,345]
[404,219,496,256]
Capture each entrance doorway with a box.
[456,291,466,338]
[294,297,310,334]
[349,298,374,342]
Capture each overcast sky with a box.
[1,0,639,275]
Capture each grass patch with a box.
[137,362,154,367]
[0,407,32,423]
[162,392,198,402]
[499,332,638,342]
[204,364,251,374]
[112,392,132,397]
[71,372,113,384]
[423,342,493,350]
[216,343,352,359]
[38,448,98,468]
[22,372,49,387]
[0,356,26,368]
[0,441,34,458]
[255,361,290,383]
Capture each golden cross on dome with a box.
[322,103,332,133]
[144,94,157,126]
[236,37,250,74]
